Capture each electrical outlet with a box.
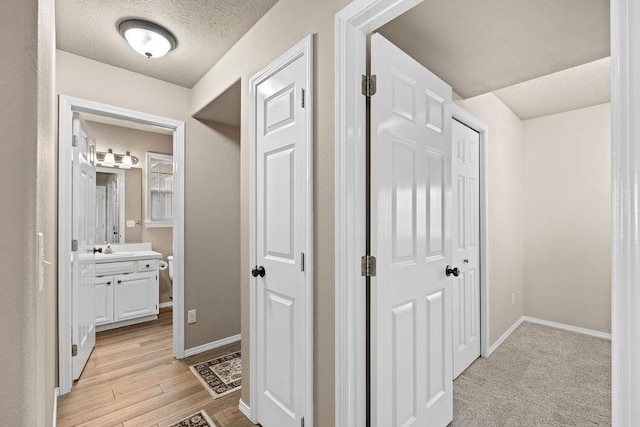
[188,309,197,324]
[126,220,136,228]
[512,293,515,305]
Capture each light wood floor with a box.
[57,308,254,427]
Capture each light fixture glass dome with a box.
[121,151,134,169]
[118,19,177,59]
[103,148,116,167]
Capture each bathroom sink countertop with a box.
[94,250,162,263]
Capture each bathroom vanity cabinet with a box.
[94,246,162,332]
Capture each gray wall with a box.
[523,103,611,332]
[1,0,57,425]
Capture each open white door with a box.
[252,36,313,427]
[370,33,453,427]
[452,119,481,379]
[72,113,97,380]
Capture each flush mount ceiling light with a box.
[118,19,177,59]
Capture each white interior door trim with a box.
[336,0,635,425]
[334,3,421,426]
[451,104,490,358]
[249,34,314,426]
[611,1,640,425]
[58,95,186,395]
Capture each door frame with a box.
[335,0,637,426]
[248,34,314,425]
[57,95,186,395]
[451,105,490,358]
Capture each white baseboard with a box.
[184,334,241,357]
[159,301,173,309]
[487,315,612,357]
[238,399,256,424]
[487,316,525,356]
[522,316,612,340]
[53,387,59,427]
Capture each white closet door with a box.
[452,119,481,379]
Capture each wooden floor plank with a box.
[57,309,249,427]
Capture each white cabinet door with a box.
[114,273,158,321]
[94,276,114,326]
[452,119,481,379]
[370,33,453,427]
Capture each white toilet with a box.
[167,255,174,281]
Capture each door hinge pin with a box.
[300,252,305,272]
[361,74,377,97]
[72,344,78,357]
[71,239,78,251]
[301,88,306,108]
[72,135,78,147]
[361,255,377,277]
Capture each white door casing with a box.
[336,1,637,426]
[71,113,97,380]
[58,95,186,395]
[370,33,453,427]
[452,119,481,378]
[250,35,314,427]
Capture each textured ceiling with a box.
[56,0,280,88]
[378,0,610,99]
[494,57,610,120]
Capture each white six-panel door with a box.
[452,119,481,379]
[72,113,97,380]
[254,47,310,427]
[370,33,453,427]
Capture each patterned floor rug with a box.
[170,410,217,427]
[190,351,242,399]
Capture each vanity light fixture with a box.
[118,19,177,59]
[97,149,139,168]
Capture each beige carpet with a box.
[453,322,611,426]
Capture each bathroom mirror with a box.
[95,166,144,244]
[96,167,125,244]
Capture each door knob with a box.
[93,247,103,254]
[251,266,266,278]
[445,265,460,277]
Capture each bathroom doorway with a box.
[57,95,186,395]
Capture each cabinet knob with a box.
[107,281,111,285]
[117,280,122,284]
[146,264,150,268]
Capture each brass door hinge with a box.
[72,344,78,357]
